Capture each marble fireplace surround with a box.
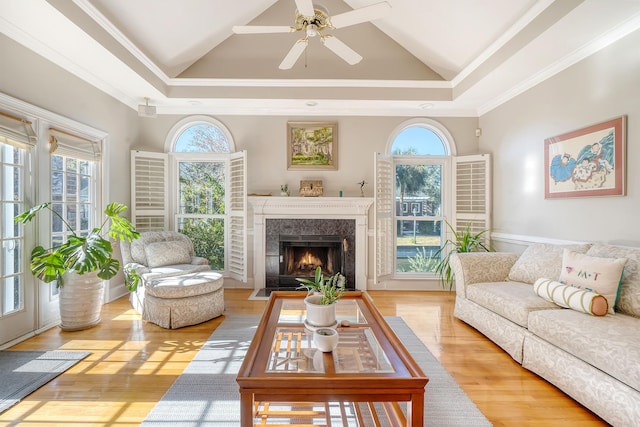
[249,197,374,290]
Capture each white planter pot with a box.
[59,270,104,331]
[313,328,339,352]
[304,294,336,327]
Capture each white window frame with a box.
[382,118,456,281]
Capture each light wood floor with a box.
[1,290,606,426]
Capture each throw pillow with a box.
[559,249,627,314]
[586,243,640,317]
[533,278,608,316]
[508,243,592,284]
[144,240,192,268]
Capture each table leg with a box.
[239,390,253,427]
[407,392,425,427]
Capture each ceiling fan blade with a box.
[279,39,308,70]
[330,1,391,29]
[232,25,293,34]
[322,35,362,65]
[295,0,315,17]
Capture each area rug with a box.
[142,315,492,426]
[0,350,90,413]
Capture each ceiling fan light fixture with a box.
[306,24,319,37]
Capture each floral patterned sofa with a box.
[121,231,224,329]
[451,242,640,427]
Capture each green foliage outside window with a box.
[178,161,226,270]
[179,218,224,270]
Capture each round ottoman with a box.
[141,271,224,329]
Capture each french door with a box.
[0,143,35,346]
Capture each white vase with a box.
[59,270,104,331]
[304,294,336,327]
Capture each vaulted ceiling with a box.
[2,0,640,116]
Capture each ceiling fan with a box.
[232,0,391,70]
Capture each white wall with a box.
[479,28,640,246]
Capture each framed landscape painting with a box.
[287,122,337,170]
[544,116,626,199]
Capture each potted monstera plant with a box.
[15,202,139,331]
[297,266,346,328]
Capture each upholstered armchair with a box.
[121,231,210,281]
[120,231,224,328]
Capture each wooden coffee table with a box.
[236,291,428,426]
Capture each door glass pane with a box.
[2,276,21,315]
[178,217,224,270]
[178,161,225,215]
[2,203,20,239]
[1,145,25,316]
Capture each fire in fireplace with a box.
[278,235,345,286]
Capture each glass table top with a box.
[266,297,394,374]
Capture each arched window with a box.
[387,119,453,276]
[391,126,447,156]
[166,116,235,153]
[158,116,245,276]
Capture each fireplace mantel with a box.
[249,196,374,290]
[249,196,374,217]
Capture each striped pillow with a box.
[533,278,608,316]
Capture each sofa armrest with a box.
[191,256,210,266]
[450,252,519,298]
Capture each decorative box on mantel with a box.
[249,196,374,291]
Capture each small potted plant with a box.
[297,266,346,327]
[15,202,140,331]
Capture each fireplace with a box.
[249,196,373,291]
[278,235,346,287]
[264,218,356,290]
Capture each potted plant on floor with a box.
[297,266,346,327]
[433,220,490,291]
[15,202,139,331]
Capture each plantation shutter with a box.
[131,150,168,231]
[453,154,491,246]
[374,152,393,284]
[228,150,247,282]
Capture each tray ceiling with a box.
[1,0,640,116]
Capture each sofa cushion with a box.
[466,281,560,327]
[508,243,592,284]
[559,250,627,314]
[146,271,224,299]
[528,309,640,392]
[127,231,195,266]
[533,278,608,316]
[145,240,192,268]
[586,243,640,318]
